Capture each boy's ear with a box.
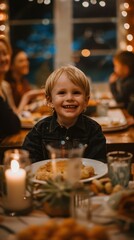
[46,96,52,103]
[86,96,90,104]
[46,97,54,108]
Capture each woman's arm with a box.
[1,81,18,113]
[17,89,45,113]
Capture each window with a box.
[8,0,117,84]
[72,0,117,82]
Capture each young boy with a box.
[22,65,106,163]
[109,51,134,109]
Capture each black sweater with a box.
[0,96,21,138]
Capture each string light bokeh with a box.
[119,0,134,52]
[0,0,133,52]
[0,0,9,36]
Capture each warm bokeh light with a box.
[124,23,130,30]
[124,2,129,9]
[99,1,106,7]
[0,24,6,31]
[119,0,134,51]
[127,45,133,51]
[127,34,133,41]
[121,10,127,17]
[82,1,89,8]
[81,49,91,57]
[44,0,51,5]
[90,0,97,4]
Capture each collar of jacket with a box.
[49,112,86,133]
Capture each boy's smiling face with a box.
[49,73,89,128]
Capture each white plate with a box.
[32,158,108,183]
[91,116,128,132]
[20,115,50,129]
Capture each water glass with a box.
[107,151,133,187]
[97,100,109,116]
[70,189,91,223]
[1,149,33,216]
[46,142,87,184]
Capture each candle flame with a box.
[11,160,19,173]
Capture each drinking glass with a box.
[97,100,109,116]
[70,189,91,223]
[107,151,133,188]
[1,149,33,216]
[47,142,87,184]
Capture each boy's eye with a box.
[58,91,65,94]
[73,91,81,94]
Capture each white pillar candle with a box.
[4,160,30,211]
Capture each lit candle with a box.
[4,160,29,211]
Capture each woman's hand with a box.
[17,89,45,113]
[109,72,118,83]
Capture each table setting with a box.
[19,98,52,128]
[0,146,134,240]
[85,97,128,133]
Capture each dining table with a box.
[0,178,134,240]
[0,107,134,164]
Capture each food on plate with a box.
[100,122,109,127]
[111,119,121,126]
[89,177,123,195]
[17,218,109,240]
[35,160,95,181]
[91,116,127,129]
[99,93,111,100]
[108,190,134,219]
[88,99,98,106]
[20,112,42,125]
[35,105,52,115]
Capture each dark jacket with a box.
[22,113,107,163]
[0,96,21,138]
[110,75,134,109]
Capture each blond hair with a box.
[45,65,90,100]
[0,35,12,55]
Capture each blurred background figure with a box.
[0,35,21,139]
[127,95,134,126]
[5,48,45,113]
[6,48,32,107]
[109,51,134,109]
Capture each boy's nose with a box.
[66,93,74,100]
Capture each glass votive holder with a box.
[70,188,91,223]
[47,142,87,184]
[1,149,33,216]
[107,151,133,188]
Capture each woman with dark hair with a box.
[6,48,32,107]
[5,48,44,113]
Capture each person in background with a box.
[22,65,106,163]
[0,35,21,139]
[109,51,134,109]
[4,48,44,114]
[127,95,134,126]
